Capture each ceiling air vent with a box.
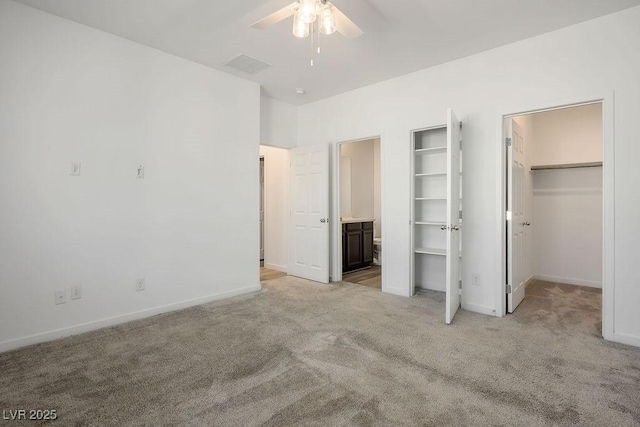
[223,54,271,75]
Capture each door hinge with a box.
[459,210,463,220]
[506,284,512,293]
[459,280,462,289]
[506,137,512,147]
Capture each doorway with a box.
[335,137,382,290]
[503,101,607,337]
[259,145,290,283]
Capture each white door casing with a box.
[446,108,461,324]
[289,144,330,283]
[260,157,264,261]
[507,118,526,312]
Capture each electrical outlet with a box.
[55,290,68,305]
[137,165,144,179]
[71,286,82,300]
[135,278,145,291]
[472,273,481,286]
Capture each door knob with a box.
[451,225,460,231]
[526,222,531,226]
[440,225,448,231]
[521,221,527,226]
[320,218,326,223]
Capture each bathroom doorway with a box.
[335,137,383,290]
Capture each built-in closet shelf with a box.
[415,247,446,256]
[530,161,602,171]
[415,172,447,177]
[411,109,462,321]
[415,146,447,155]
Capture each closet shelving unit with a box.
[410,108,462,324]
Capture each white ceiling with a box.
[13,0,640,105]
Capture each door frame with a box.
[259,145,291,274]
[260,156,265,262]
[333,135,385,291]
[496,91,614,342]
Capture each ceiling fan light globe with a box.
[299,0,318,24]
[319,6,337,35]
[292,11,310,38]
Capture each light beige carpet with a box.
[1,277,639,426]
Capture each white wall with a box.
[340,157,353,218]
[259,145,290,272]
[340,140,375,219]
[260,95,297,149]
[533,168,603,287]
[0,1,261,352]
[531,103,603,166]
[297,6,640,345]
[528,104,603,288]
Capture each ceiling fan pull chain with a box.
[317,15,321,55]
[310,18,314,66]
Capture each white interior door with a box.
[507,118,526,312]
[446,108,461,324]
[290,144,330,283]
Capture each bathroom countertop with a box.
[341,218,376,224]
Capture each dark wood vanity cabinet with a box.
[342,221,374,273]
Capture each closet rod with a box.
[530,161,603,171]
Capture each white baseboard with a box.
[610,332,640,348]
[525,275,535,287]
[463,302,497,317]
[383,286,411,297]
[264,263,288,273]
[533,275,602,289]
[0,284,262,354]
[416,282,446,293]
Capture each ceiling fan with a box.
[251,0,363,39]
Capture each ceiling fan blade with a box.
[332,5,363,39]
[251,2,299,30]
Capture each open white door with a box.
[507,118,526,312]
[445,108,461,324]
[289,144,330,283]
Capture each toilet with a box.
[373,238,382,265]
